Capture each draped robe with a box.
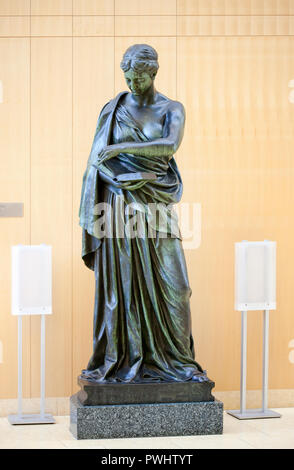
[79,91,206,382]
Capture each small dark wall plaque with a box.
[0,203,23,217]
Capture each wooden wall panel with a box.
[115,0,177,15]
[0,0,294,400]
[115,16,177,36]
[73,16,114,36]
[73,0,114,16]
[31,0,73,16]
[0,0,30,15]
[177,0,294,15]
[177,15,294,36]
[0,17,30,37]
[177,36,294,390]
[30,38,72,397]
[0,38,31,398]
[31,16,72,36]
[72,37,114,392]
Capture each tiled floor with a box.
[0,408,293,449]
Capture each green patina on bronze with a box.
[79,44,207,383]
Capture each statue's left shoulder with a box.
[164,100,186,126]
[168,99,185,116]
[156,93,185,117]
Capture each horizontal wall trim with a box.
[0,15,294,17]
[1,35,294,38]
[1,15,294,37]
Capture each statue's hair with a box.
[120,44,159,76]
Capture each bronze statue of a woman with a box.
[79,44,207,383]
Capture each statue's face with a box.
[124,69,154,96]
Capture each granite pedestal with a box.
[70,378,223,440]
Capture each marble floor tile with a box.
[223,413,259,435]
[239,432,294,449]
[61,439,107,449]
[176,435,255,449]
[101,436,183,449]
[242,412,294,436]
[0,408,293,449]
[0,439,66,449]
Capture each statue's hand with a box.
[97,144,121,166]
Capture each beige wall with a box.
[0,0,294,402]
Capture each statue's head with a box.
[120,44,159,96]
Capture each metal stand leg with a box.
[262,309,269,412]
[227,310,281,420]
[240,311,247,414]
[40,314,45,419]
[17,315,22,418]
[8,315,55,425]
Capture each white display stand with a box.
[8,245,55,425]
[227,241,281,420]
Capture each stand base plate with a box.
[226,409,281,420]
[8,413,55,425]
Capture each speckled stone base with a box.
[70,393,223,440]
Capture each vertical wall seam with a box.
[29,0,31,400]
[71,0,73,396]
[176,0,178,101]
[114,0,116,99]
